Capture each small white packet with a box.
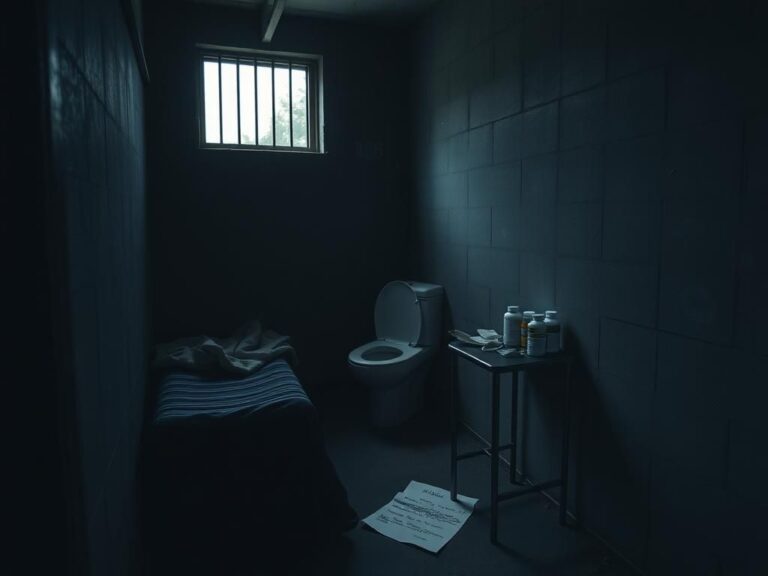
[476,329,500,341]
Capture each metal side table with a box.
[448,340,574,543]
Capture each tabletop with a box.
[448,340,573,373]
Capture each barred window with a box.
[198,46,322,152]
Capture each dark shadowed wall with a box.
[145,1,412,391]
[44,0,147,572]
[410,0,768,573]
[4,3,70,573]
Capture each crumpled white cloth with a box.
[154,320,297,375]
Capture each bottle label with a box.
[526,333,546,357]
[503,315,522,347]
[545,325,561,352]
[526,323,546,356]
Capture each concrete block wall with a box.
[411,0,768,572]
[47,0,146,573]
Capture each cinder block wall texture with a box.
[410,0,767,573]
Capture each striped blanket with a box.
[154,359,308,425]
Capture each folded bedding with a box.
[153,320,297,375]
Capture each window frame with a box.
[196,44,323,153]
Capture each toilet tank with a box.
[406,281,444,347]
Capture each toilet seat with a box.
[348,339,431,392]
[348,339,426,368]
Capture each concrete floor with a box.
[303,389,635,576]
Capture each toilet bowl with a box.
[348,281,443,427]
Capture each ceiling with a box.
[187,0,438,21]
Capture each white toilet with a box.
[348,281,444,427]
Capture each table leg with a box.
[510,370,519,484]
[559,360,573,526]
[490,372,500,543]
[450,352,458,501]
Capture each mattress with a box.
[145,357,358,572]
[154,358,309,424]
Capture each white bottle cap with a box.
[523,310,535,317]
[545,310,558,318]
[507,305,519,313]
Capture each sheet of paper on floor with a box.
[362,481,478,553]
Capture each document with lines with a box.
[362,481,478,553]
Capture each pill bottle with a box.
[503,306,522,348]
[521,310,535,350]
[526,313,547,357]
[544,310,561,353]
